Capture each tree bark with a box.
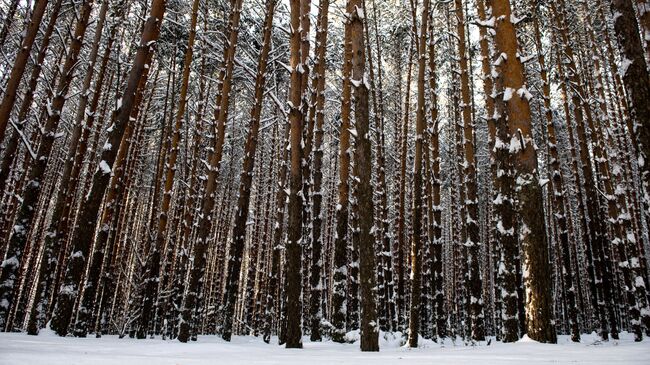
[0,0,94,330]
[177,0,244,343]
[49,0,167,336]
[308,0,329,342]
[0,0,49,146]
[492,0,556,343]
[407,0,429,348]
[220,0,276,341]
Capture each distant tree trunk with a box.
[396,41,414,334]
[552,0,616,340]
[138,0,200,339]
[366,0,395,334]
[145,54,177,338]
[299,0,313,332]
[263,106,290,344]
[75,74,156,336]
[454,0,484,342]
[426,10,445,341]
[0,0,64,198]
[532,10,579,343]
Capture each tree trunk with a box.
[532,10,579,343]
[138,0,200,339]
[346,0,378,352]
[492,0,556,343]
[0,0,49,145]
[407,0,429,348]
[284,0,305,349]
[610,0,650,256]
[49,0,167,336]
[0,0,95,330]
[308,0,329,342]
[177,0,243,343]
[455,0,484,342]
[330,0,354,343]
[220,0,276,341]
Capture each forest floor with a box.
[1,329,649,364]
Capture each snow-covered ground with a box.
[1,330,649,365]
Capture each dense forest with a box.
[0,0,649,352]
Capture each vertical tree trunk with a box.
[347,0,378,351]
[177,0,243,342]
[426,9,446,341]
[365,0,395,334]
[408,0,429,348]
[308,0,329,342]
[492,0,556,343]
[330,0,353,343]
[285,0,305,349]
[220,0,276,341]
[454,0,484,342]
[396,42,414,334]
[532,10,579,343]
[263,105,290,344]
[552,0,617,340]
[138,0,200,339]
[49,0,167,336]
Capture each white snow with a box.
[619,56,633,77]
[503,87,514,101]
[476,16,495,28]
[0,331,649,365]
[99,160,112,175]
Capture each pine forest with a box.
[1,0,650,362]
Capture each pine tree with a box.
[491,0,556,343]
[221,0,276,341]
[178,0,244,343]
[308,0,329,342]
[49,0,167,336]
[407,0,429,348]
[0,0,49,145]
[0,0,95,330]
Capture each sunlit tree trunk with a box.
[491,0,556,343]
